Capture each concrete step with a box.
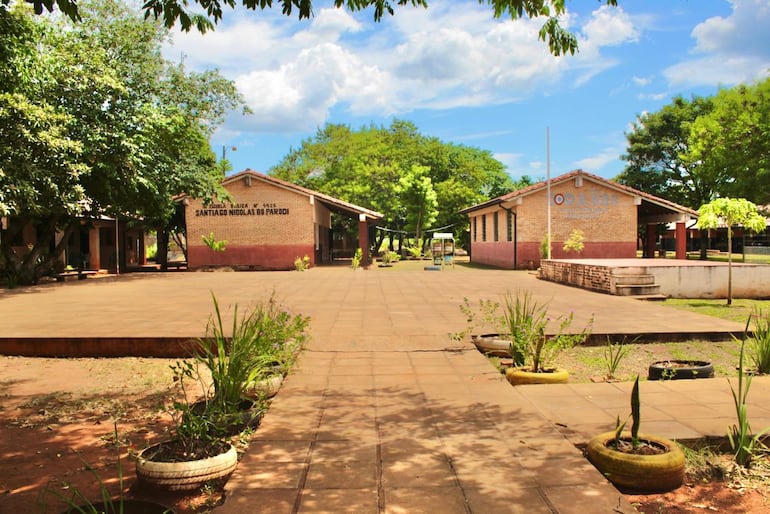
[616,284,662,296]
[628,293,668,301]
[611,266,648,276]
[613,274,656,286]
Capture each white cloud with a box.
[632,76,652,86]
[580,5,639,47]
[164,0,642,135]
[664,0,770,88]
[574,143,626,173]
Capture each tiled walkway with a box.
[1,262,765,513]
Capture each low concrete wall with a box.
[540,259,770,299]
[648,263,770,299]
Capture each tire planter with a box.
[648,360,714,380]
[244,373,284,399]
[190,399,263,436]
[505,367,569,385]
[136,442,238,491]
[63,499,174,514]
[471,334,512,357]
[586,431,685,493]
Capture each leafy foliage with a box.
[562,228,584,254]
[500,289,592,372]
[696,198,767,305]
[748,307,770,375]
[270,120,515,251]
[0,1,245,284]
[12,0,618,56]
[728,326,770,468]
[202,232,227,252]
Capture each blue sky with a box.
[162,0,770,182]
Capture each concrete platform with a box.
[0,262,763,513]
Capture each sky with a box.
[161,0,770,182]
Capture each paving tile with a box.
[543,482,637,514]
[381,454,456,487]
[305,460,378,489]
[464,486,553,513]
[218,488,297,514]
[311,440,378,462]
[226,461,307,489]
[243,439,312,463]
[298,488,378,514]
[383,487,468,514]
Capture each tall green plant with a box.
[603,336,633,380]
[501,289,592,371]
[196,292,309,415]
[748,306,770,375]
[728,317,770,467]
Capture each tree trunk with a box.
[699,231,708,260]
[156,227,170,271]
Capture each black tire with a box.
[648,360,714,380]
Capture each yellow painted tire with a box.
[586,431,685,493]
[504,367,569,385]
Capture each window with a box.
[507,210,513,241]
[493,212,499,242]
[473,217,477,242]
[482,215,487,242]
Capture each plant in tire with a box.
[586,376,685,493]
[497,289,592,385]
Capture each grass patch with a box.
[549,340,742,383]
[662,299,770,323]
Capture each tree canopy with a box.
[617,78,770,210]
[696,198,766,305]
[0,1,245,284]
[5,0,619,56]
[270,119,525,251]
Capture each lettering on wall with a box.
[194,202,290,217]
[552,190,618,220]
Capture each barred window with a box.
[482,215,487,242]
[493,212,499,242]
[507,210,513,241]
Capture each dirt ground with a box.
[2,356,770,513]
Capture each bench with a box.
[56,270,98,282]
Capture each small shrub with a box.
[351,248,363,269]
[563,228,585,254]
[202,232,227,252]
[294,255,310,271]
[604,336,631,380]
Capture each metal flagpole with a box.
[546,127,551,260]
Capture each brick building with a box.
[460,170,698,269]
[181,170,382,270]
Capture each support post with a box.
[645,224,657,259]
[358,214,370,268]
[675,222,686,259]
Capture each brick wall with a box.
[468,176,638,269]
[185,175,317,270]
[539,260,614,293]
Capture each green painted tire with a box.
[504,367,569,385]
[586,431,685,493]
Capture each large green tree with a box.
[7,0,618,56]
[0,2,244,284]
[399,165,438,242]
[617,95,717,209]
[686,78,770,206]
[270,119,514,251]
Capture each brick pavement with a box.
[1,262,765,513]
